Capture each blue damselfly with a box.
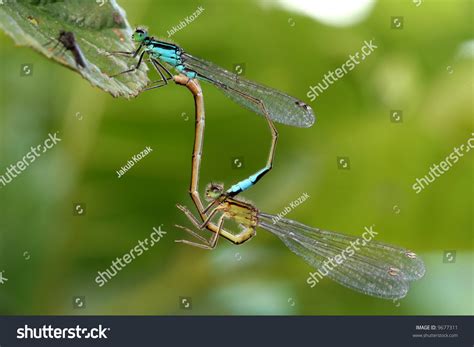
[110,28,315,197]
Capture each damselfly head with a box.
[132,27,148,42]
[205,182,224,200]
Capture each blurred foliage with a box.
[0,0,472,315]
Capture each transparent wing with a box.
[258,213,425,299]
[181,53,315,128]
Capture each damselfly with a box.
[45,30,87,68]
[110,27,315,197]
[175,183,425,299]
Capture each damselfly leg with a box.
[107,42,144,58]
[174,202,256,248]
[175,207,225,250]
[109,50,147,78]
[144,58,174,91]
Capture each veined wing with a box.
[258,213,425,299]
[181,53,315,128]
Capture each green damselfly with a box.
[175,183,426,300]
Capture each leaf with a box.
[0,0,149,98]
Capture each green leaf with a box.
[0,0,149,98]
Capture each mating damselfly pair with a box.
[113,29,425,300]
[109,27,314,197]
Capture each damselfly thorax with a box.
[215,196,259,230]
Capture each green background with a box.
[0,0,472,315]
